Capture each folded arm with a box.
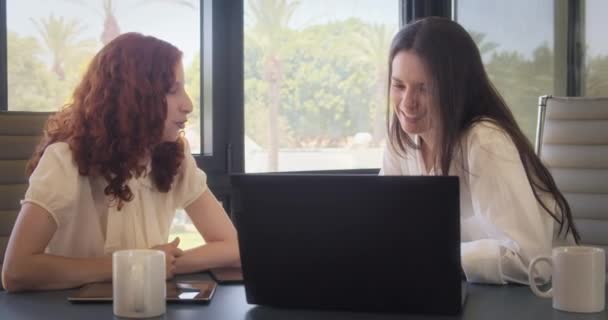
[1,203,112,292]
[174,190,240,274]
[462,125,553,284]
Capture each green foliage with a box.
[8,11,98,112]
[31,14,96,80]
[7,32,63,111]
[245,17,388,148]
[8,4,607,149]
[485,43,554,141]
[586,55,608,96]
[244,16,558,148]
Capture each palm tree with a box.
[31,15,95,80]
[247,0,300,171]
[65,0,196,45]
[469,31,499,58]
[99,0,120,45]
[353,23,395,146]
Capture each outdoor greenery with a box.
[7,0,607,245]
[8,0,608,159]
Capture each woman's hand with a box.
[151,237,184,279]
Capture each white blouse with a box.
[22,141,207,257]
[380,120,573,284]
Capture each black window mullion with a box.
[567,0,584,96]
[399,0,407,26]
[403,0,451,24]
[1,0,7,111]
[226,8,244,178]
[198,0,243,199]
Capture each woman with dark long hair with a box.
[381,17,578,284]
[2,33,240,292]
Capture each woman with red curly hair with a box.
[2,33,240,292]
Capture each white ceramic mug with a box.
[113,249,166,318]
[528,246,605,313]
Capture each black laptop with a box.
[231,174,462,315]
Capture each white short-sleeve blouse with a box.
[22,141,208,257]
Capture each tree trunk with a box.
[264,55,282,171]
[372,70,387,145]
[52,59,65,81]
[268,80,280,171]
[101,13,121,45]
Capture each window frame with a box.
[0,0,241,198]
[196,0,244,199]
[0,0,6,107]
[0,0,590,201]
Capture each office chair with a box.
[0,111,51,289]
[536,95,608,269]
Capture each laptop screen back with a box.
[231,174,461,314]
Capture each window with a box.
[169,209,205,250]
[584,0,608,97]
[6,0,203,153]
[455,0,559,142]
[243,0,399,172]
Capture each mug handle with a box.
[528,256,553,298]
[131,263,145,312]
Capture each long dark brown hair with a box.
[27,32,185,210]
[387,17,579,241]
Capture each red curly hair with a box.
[27,32,186,210]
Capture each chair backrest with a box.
[536,96,608,265]
[0,111,51,266]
